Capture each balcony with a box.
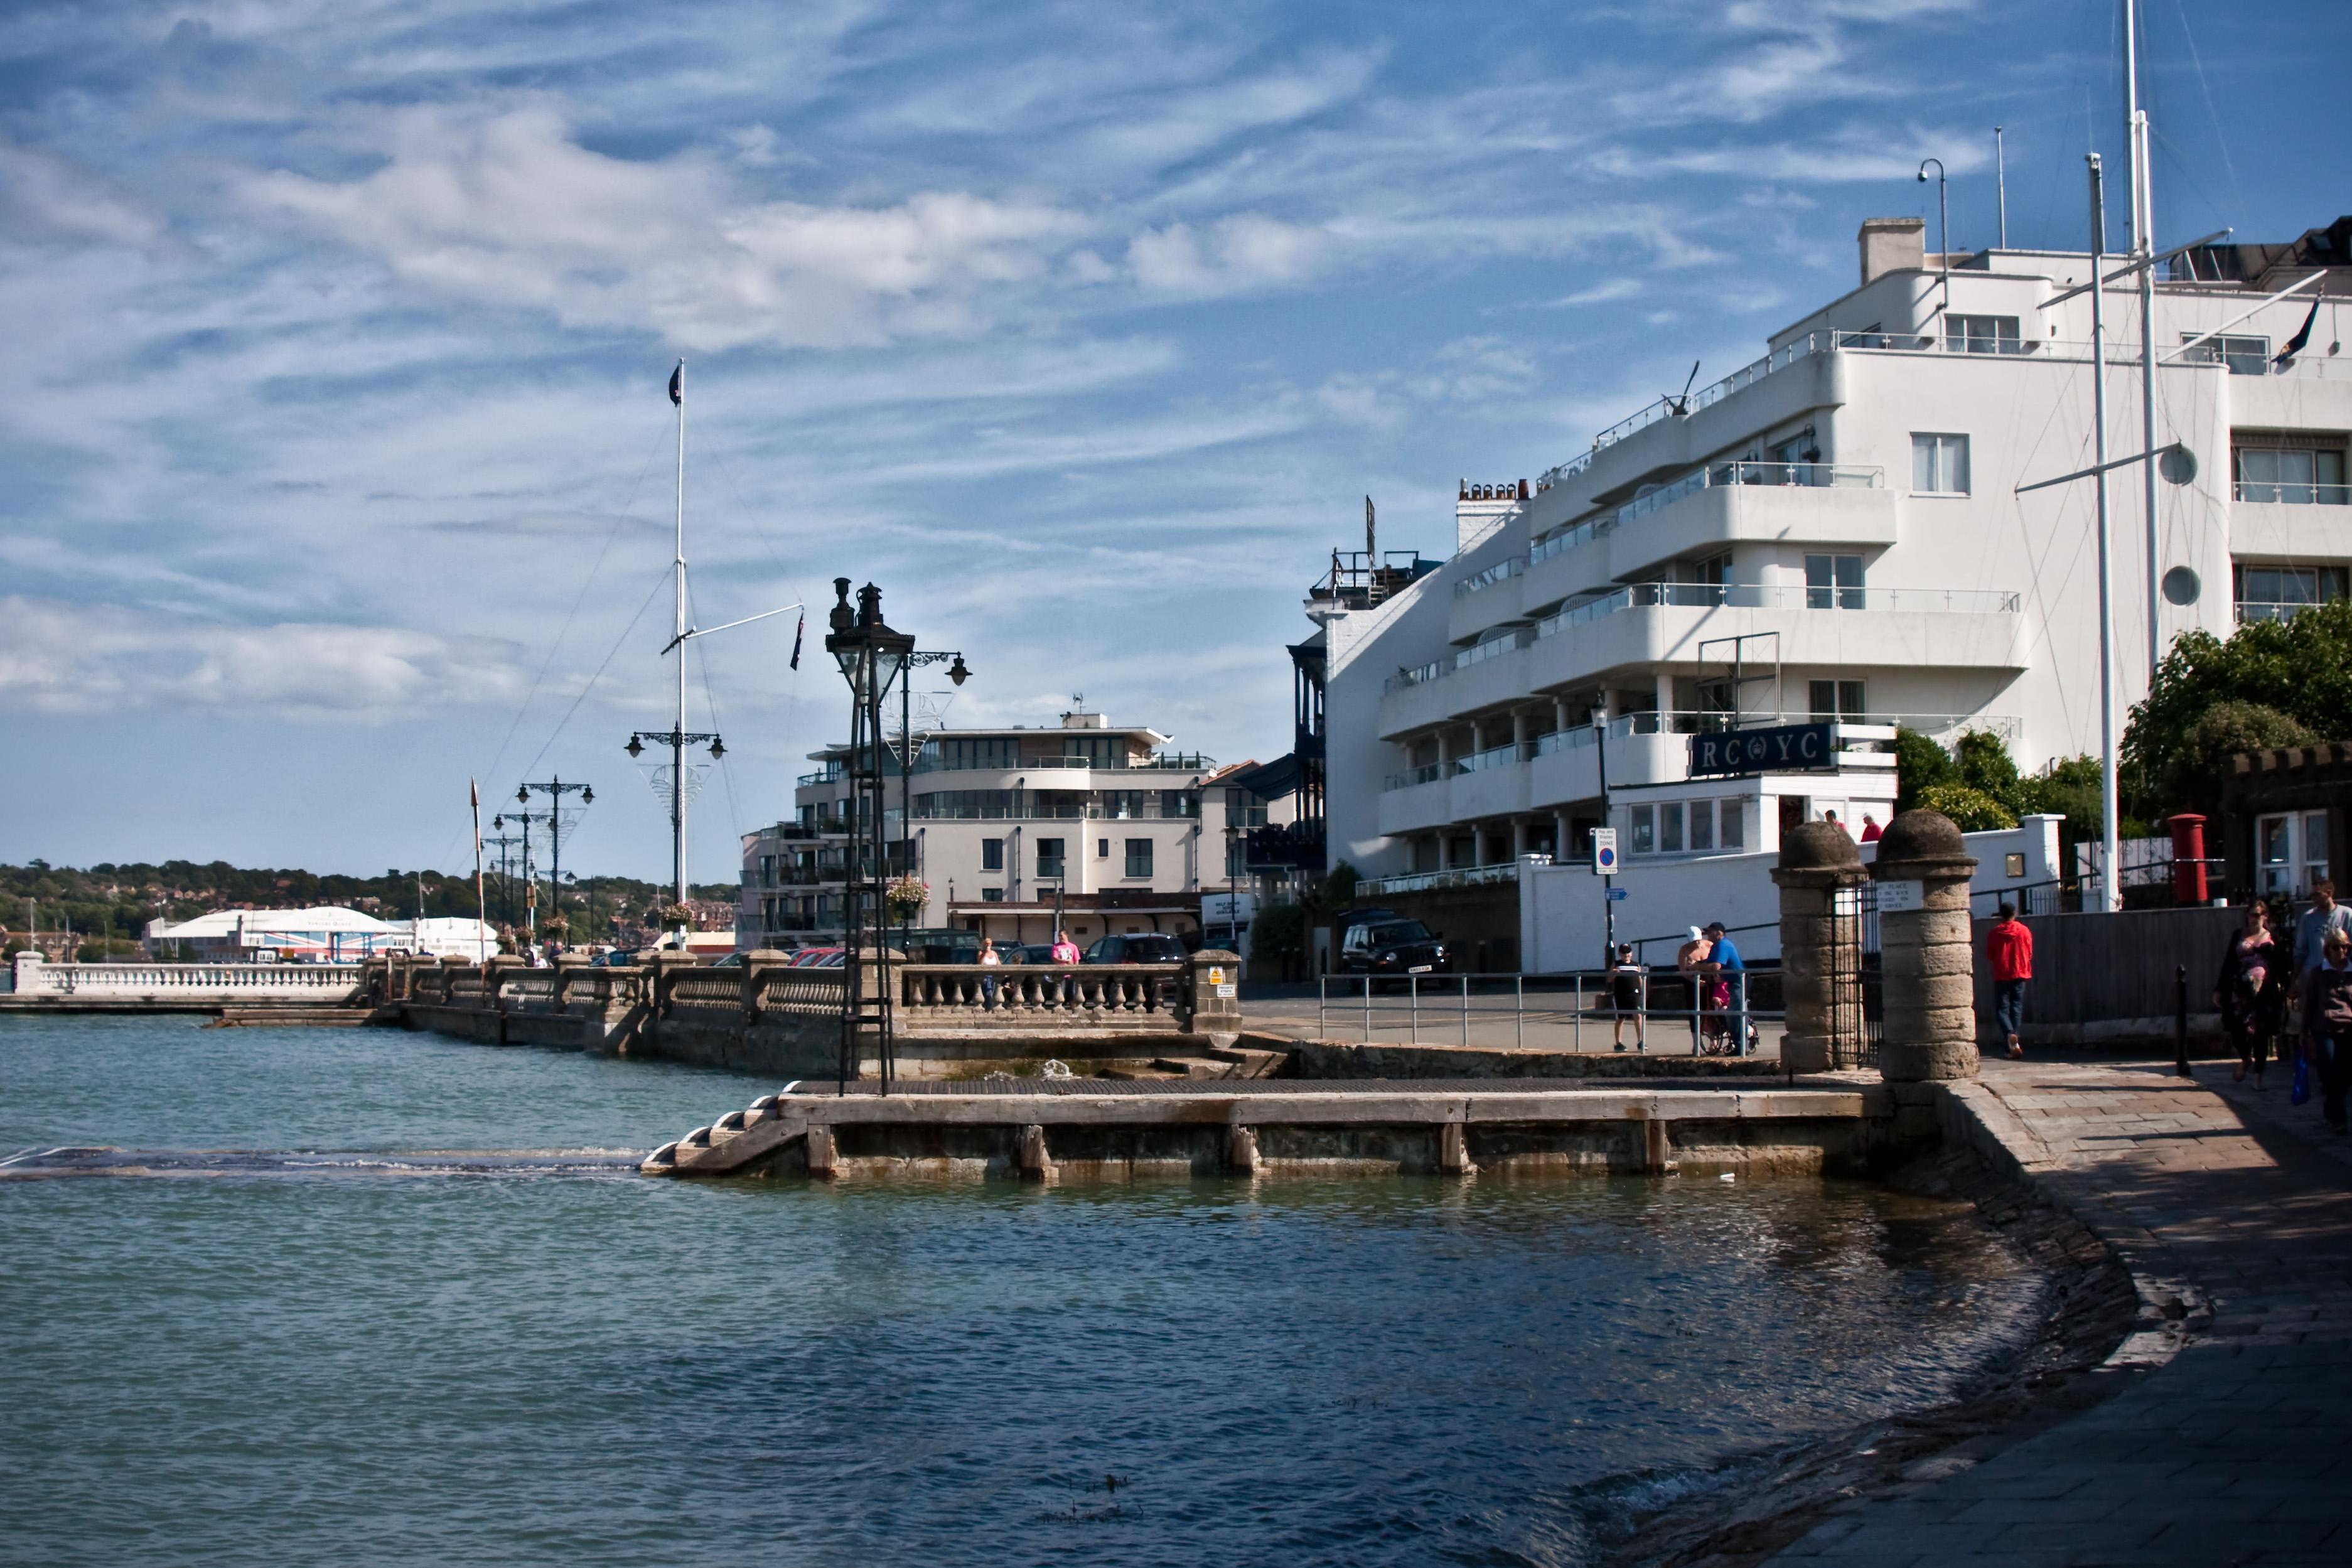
[1530,463,1882,566]
[2236,599,2339,626]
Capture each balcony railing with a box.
[1535,581,2018,635]
[1385,658,1447,694]
[909,751,1218,775]
[1455,627,1535,670]
[2233,481,2350,506]
[1453,556,1527,598]
[1382,761,1445,792]
[1452,741,1521,776]
[1383,711,2020,791]
[2235,599,2342,625]
[1358,860,1540,897]
[1530,462,1882,565]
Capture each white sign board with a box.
[1591,827,1619,875]
[1216,984,1237,999]
[1877,879,1925,913]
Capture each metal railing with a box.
[2231,481,2351,507]
[1454,628,1535,670]
[1383,761,1444,792]
[1355,860,1543,896]
[1536,581,2019,635]
[1315,969,1772,1056]
[2235,599,2344,625]
[1453,556,1528,598]
[1530,461,1882,566]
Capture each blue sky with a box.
[2,0,2346,883]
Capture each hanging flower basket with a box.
[885,874,930,924]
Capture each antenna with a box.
[1665,360,1700,416]
[1995,126,2007,249]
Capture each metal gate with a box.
[1825,882,1882,1070]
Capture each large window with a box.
[1809,679,1867,720]
[2235,564,2349,622]
[933,736,1020,771]
[1659,802,1685,854]
[1805,554,1866,609]
[1630,805,1655,856]
[2257,812,2331,897]
[1036,838,1065,879]
[980,837,1003,872]
[1944,314,2021,355]
[2235,441,2348,505]
[1124,839,1153,878]
[1911,432,1970,494]
[2184,333,2269,376]
[1062,735,1126,766]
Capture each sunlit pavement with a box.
[1768,1055,2352,1566]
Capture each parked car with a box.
[710,953,746,969]
[788,947,846,968]
[589,948,646,967]
[1082,933,1189,965]
[1336,918,1450,978]
[998,943,1061,965]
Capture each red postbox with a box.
[2168,814,2208,905]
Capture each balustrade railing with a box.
[899,962,1182,1019]
[6,959,363,998]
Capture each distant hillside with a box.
[1,859,740,950]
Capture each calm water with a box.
[1,1016,2039,1567]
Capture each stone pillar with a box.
[650,950,696,1024]
[741,948,789,1027]
[1511,819,1530,857]
[1554,810,1572,864]
[1188,948,1243,1044]
[552,953,590,1012]
[1653,672,1675,721]
[1871,810,1980,1083]
[1771,820,1869,1073]
[1511,708,1529,753]
[1553,695,1572,733]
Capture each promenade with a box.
[1765,1056,2352,1567]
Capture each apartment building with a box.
[1319,214,2352,884]
[738,708,1292,949]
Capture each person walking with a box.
[1048,928,1082,1006]
[1985,903,2032,1060]
[2213,901,2286,1085]
[1609,943,1646,1053]
[2294,880,2352,978]
[1676,925,1717,1055]
[2301,928,2352,1136]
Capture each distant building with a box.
[141,908,494,960]
[739,706,1294,950]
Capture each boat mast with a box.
[2088,155,2123,913]
[672,358,688,914]
[2127,0,2162,676]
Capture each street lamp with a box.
[1918,157,1950,321]
[517,776,593,945]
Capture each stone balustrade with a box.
[370,947,1246,1073]
[6,953,363,1002]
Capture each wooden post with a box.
[1225,1122,1260,1176]
[1437,1120,1476,1176]
[805,1124,839,1179]
[1643,1115,1671,1175]
[1018,1123,1056,1182]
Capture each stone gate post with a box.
[1871,810,1980,1082]
[1771,821,1869,1073]
[1188,948,1243,1046]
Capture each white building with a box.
[1318,215,2352,891]
[739,707,1294,950]
[139,908,498,960]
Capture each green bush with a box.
[1916,783,2018,832]
[1248,901,1306,969]
[1955,730,2019,800]
[1893,726,1955,813]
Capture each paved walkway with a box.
[1767,1056,2352,1567]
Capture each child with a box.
[1611,943,1646,1053]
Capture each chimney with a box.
[1857,217,1926,286]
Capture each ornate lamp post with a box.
[516,776,592,943]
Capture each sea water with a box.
[0,1016,2039,1566]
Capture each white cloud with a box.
[1127,213,1329,294]
[0,598,529,719]
[0,137,170,249]
[242,105,1085,349]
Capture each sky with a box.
[2,0,2346,884]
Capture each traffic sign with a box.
[1607,887,1628,901]
[1591,827,1618,874]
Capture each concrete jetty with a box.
[640,1076,1921,1180]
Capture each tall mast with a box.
[2088,155,2123,913]
[673,357,687,913]
[2127,0,2162,676]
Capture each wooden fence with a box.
[1968,904,2240,1046]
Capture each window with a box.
[2306,812,2331,889]
[1161,790,1196,819]
[1720,799,1744,849]
[1125,839,1153,878]
[2184,333,2269,376]
[1036,839,1065,879]
[980,838,1003,872]
[1062,735,1124,766]
[981,888,1005,903]
[1945,314,2021,355]
[1660,802,1685,854]
[1226,788,1268,829]
[1690,800,1714,852]
[2253,810,2333,898]
[936,736,1020,771]
[1911,432,1970,493]
[1805,554,1866,609]
[2235,564,2349,621]
[2235,443,2348,505]
[1809,680,1867,720]
[1227,838,1248,877]
[1631,805,1655,855]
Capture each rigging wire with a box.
[518,567,674,781]
[684,579,748,851]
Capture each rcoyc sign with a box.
[1687,722,1839,778]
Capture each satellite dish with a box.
[2160,443,2198,485]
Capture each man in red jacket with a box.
[1985,903,2033,1060]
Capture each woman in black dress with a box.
[2213,900,2287,1084]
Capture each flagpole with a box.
[672,358,688,923]
[2088,154,2123,914]
[2127,0,2162,677]
[471,778,486,963]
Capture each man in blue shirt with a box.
[1704,922,1753,1055]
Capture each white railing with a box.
[1455,628,1534,670]
[6,959,363,999]
[2235,599,2343,625]
[1384,712,2019,792]
[1357,860,1543,897]
[2233,481,2350,507]
[1530,462,1882,565]
[1535,582,2019,636]
[1384,658,1447,694]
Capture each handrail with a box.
[2233,481,2350,506]
[1453,556,1527,598]
[1531,462,1882,565]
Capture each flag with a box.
[2275,298,2322,367]
[789,609,803,670]
[668,362,683,405]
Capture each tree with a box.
[1893,726,1955,813]
[2125,598,2352,816]
[1955,730,2019,801]
[2154,701,2316,824]
[1247,901,1306,975]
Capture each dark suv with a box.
[1083,933,1189,965]
[1336,918,1450,977]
